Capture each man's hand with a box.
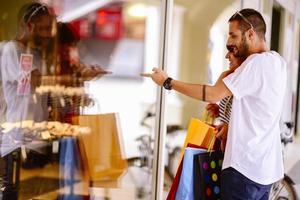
[141,68,168,86]
[206,103,220,118]
[215,123,228,152]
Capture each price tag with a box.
[21,145,27,160]
[17,54,33,95]
[60,98,65,107]
[52,141,59,153]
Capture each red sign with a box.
[71,18,92,39]
[95,8,123,40]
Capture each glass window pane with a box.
[0,1,162,199]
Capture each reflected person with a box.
[1,2,54,123]
[0,3,55,199]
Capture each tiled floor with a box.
[19,164,155,199]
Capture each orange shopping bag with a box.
[179,116,218,161]
[74,113,128,183]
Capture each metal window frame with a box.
[151,0,173,199]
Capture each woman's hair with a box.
[57,22,80,44]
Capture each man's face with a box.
[30,15,54,49]
[227,20,250,58]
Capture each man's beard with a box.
[33,36,50,49]
[234,33,249,58]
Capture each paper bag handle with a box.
[201,110,215,125]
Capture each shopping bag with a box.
[179,117,217,161]
[193,151,223,200]
[166,144,207,200]
[175,147,207,200]
[166,157,183,200]
[74,113,128,183]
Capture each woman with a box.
[206,50,245,151]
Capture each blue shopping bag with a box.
[175,147,207,200]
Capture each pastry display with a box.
[0,120,91,141]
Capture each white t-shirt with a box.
[223,51,287,185]
[1,41,47,122]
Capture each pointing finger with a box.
[140,73,152,77]
[152,67,159,72]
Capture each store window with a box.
[0,1,163,199]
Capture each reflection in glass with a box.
[0,1,161,199]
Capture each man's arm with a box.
[141,68,232,103]
[171,78,231,103]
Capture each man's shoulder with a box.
[1,41,21,67]
[244,51,286,67]
[2,40,18,53]
[248,51,284,61]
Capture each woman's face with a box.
[225,51,243,70]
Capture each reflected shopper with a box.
[1,2,54,123]
[0,3,55,199]
[57,22,108,82]
[55,22,108,123]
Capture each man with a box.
[1,2,54,123]
[142,8,287,199]
[0,3,55,199]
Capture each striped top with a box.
[219,96,233,124]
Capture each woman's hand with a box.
[206,103,220,118]
[219,69,235,80]
[79,64,111,80]
[215,123,228,152]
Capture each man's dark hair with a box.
[17,2,52,25]
[229,8,266,41]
